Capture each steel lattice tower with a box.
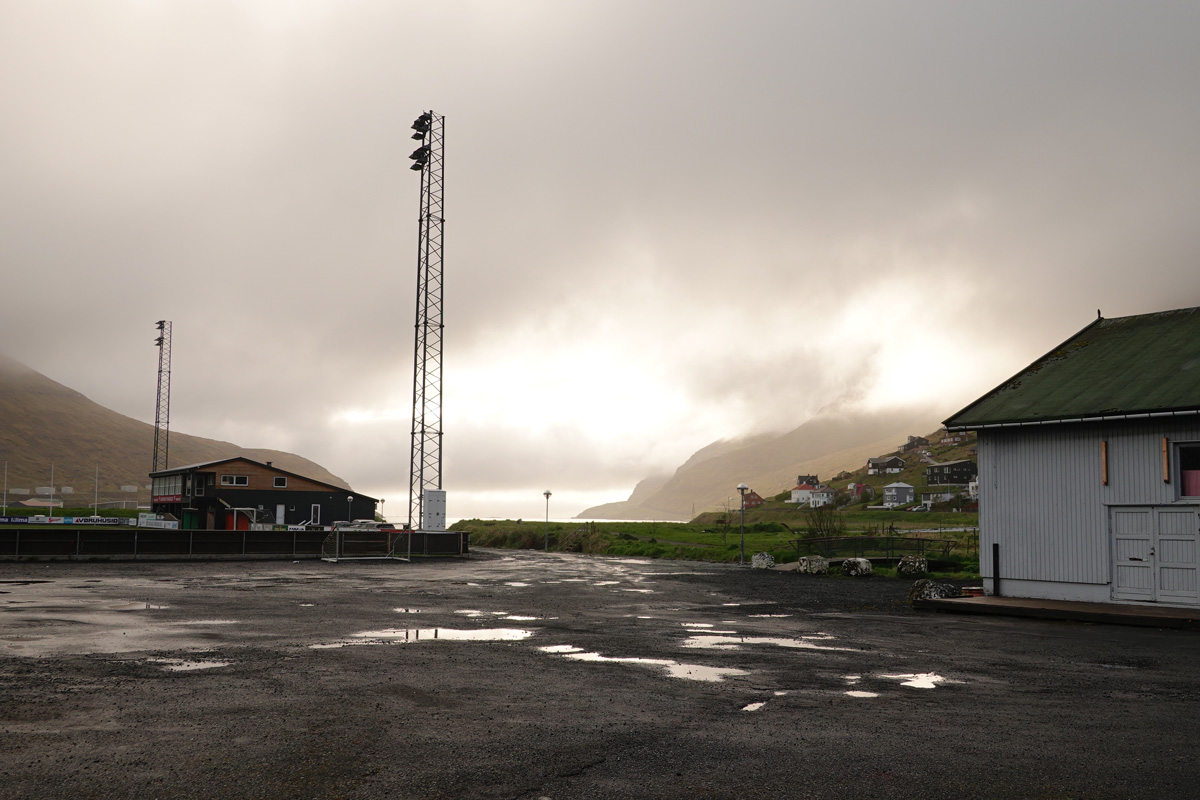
[407,111,445,530]
[152,320,172,473]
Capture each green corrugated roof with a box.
[946,306,1200,428]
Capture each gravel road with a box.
[2,550,1199,799]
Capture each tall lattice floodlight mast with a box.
[407,111,445,531]
[152,320,172,473]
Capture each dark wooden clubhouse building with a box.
[150,457,377,530]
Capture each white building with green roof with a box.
[946,306,1200,607]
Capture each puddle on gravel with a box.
[748,614,793,618]
[504,582,531,588]
[841,672,952,695]
[146,657,231,672]
[109,602,170,611]
[683,635,853,652]
[539,645,749,683]
[2,590,243,657]
[312,628,535,649]
[880,672,949,689]
[742,701,766,711]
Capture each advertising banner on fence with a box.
[0,516,127,526]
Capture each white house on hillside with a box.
[790,483,817,504]
[810,487,837,508]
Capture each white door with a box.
[1155,507,1199,605]
[1112,506,1199,604]
[1112,507,1155,602]
[275,504,285,525]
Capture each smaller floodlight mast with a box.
[737,483,748,566]
[152,321,173,473]
[407,110,445,532]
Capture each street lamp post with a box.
[347,495,353,524]
[544,490,552,551]
[737,483,748,566]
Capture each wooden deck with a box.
[914,594,1200,630]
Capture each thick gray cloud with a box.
[3,1,1199,519]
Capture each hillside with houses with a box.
[578,406,943,520]
[740,428,979,514]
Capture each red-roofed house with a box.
[742,489,767,510]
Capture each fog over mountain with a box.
[580,405,940,520]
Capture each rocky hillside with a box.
[0,354,351,505]
[578,405,943,521]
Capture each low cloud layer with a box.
[3,1,1199,519]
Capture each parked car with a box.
[333,519,396,531]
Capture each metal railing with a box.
[790,535,959,560]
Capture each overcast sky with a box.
[3,1,1199,521]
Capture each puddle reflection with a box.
[880,672,949,689]
[683,634,852,652]
[312,627,535,648]
[538,644,749,682]
[147,657,230,672]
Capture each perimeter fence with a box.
[0,528,469,560]
[790,533,973,562]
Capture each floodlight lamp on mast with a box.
[407,110,445,532]
[737,483,748,566]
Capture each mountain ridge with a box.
[0,354,352,504]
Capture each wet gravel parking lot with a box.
[3,549,1200,799]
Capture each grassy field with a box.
[450,502,980,579]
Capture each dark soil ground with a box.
[2,550,1199,799]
